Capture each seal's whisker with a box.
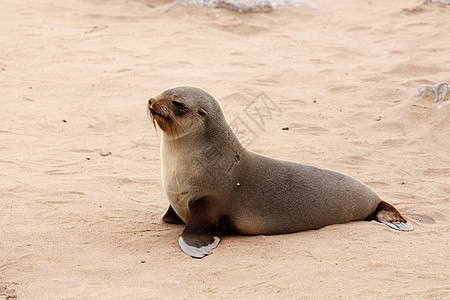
[147,105,158,134]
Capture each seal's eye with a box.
[172,101,185,110]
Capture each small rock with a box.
[416,82,449,103]
[0,287,17,299]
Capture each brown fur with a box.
[148,86,413,258]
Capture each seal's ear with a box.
[198,107,208,117]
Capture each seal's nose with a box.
[148,98,153,106]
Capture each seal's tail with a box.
[371,201,414,231]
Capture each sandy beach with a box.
[1,0,449,298]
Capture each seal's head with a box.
[147,86,225,139]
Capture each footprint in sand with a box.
[405,214,436,224]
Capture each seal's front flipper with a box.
[162,205,185,224]
[372,201,413,232]
[179,198,220,258]
[179,236,220,259]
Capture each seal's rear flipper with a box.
[179,197,221,258]
[379,220,413,231]
[372,201,413,231]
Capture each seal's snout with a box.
[147,97,156,115]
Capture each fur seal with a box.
[147,86,413,258]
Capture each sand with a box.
[1,0,449,299]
